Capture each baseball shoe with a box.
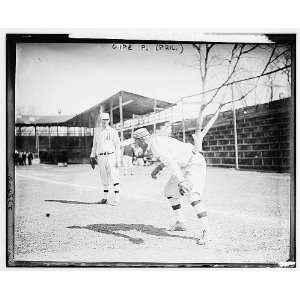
[96,198,108,204]
[108,199,119,206]
[170,221,187,231]
[196,229,208,245]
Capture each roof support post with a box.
[119,91,124,142]
[48,126,51,161]
[110,101,114,127]
[181,99,186,142]
[131,114,135,138]
[153,98,157,134]
[231,86,239,170]
[84,127,87,157]
[171,106,175,137]
[35,126,39,157]
[78,127,81,148]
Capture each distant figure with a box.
[123,144,135,175]
[14,150,19,165]
[27,152,33,165]
[22,152,27,165]
[18,152,23,165]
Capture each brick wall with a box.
[172,98,292,172]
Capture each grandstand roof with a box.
[15,91,174,128]
[15,114,74,127]
[63,91,174,128]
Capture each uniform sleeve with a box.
[113,129,121,162]
[151,138,185,182]
[90,128,97,157]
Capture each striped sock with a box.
[190,197,209,231]
[103,188,109,200]
[114,183,120,201]
[167,196,184,223]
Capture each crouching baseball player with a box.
[133,128,208,245]
[90,112,121,206]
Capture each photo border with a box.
[6,33,296,268]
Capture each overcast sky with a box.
[15,42,290,118]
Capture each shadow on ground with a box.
[68,223,199,245]
[45,199,100,205]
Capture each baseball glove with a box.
[151,163,165,179]
[90,157,97,169]
[178,180,192,196]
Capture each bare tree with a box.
[190,43,291,151]
[191,43,259,150]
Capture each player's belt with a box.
[98,152,114,155]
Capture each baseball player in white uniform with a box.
[90,112,121,205]
[133,128,208,245]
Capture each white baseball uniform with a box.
[90,125,121,200]
[147,135,208,228]
[147,135,206,197]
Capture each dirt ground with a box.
[14,163,290,264]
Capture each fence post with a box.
[232,87,239,169]
[181,99,186,142]
[119,91,124,142]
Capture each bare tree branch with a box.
[270,49,289,65]
[260,45,277,76]
[202,44,244,108]
[194,86,256,150]
[177,64,291,104]
[223,86,256,106]
[241,44,259,54]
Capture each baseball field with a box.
[14,163,290,265]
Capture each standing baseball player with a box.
[133,128,209,244]
[90,112,121,205]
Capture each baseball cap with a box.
[133,128,151,139]
[100,112,110,120]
